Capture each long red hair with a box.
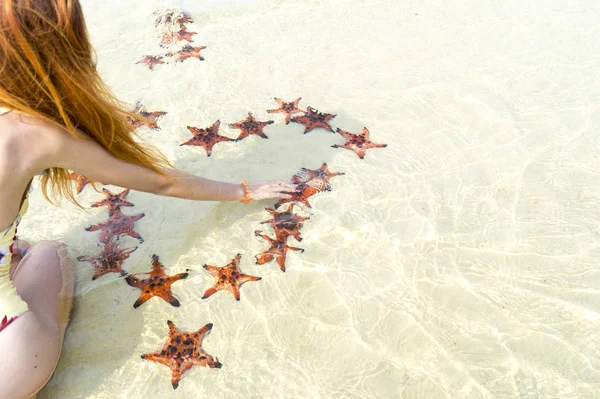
[0,0,169,204]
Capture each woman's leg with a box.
[0,241,74,399]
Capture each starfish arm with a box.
[131,213,145,222]
[167,320,178,336]
[85,223,103,232]
[202,286,218,299]
[180,137,198,146]
[231,285,241,301]
[203,264,221,274]
[194,323,213,341]
[229,122,243,129]
[254,230,273,243]
[141,352,170,366]
[210,120,221,131]
[232,254,242,267]
[127,230,144,243]
[171,372,182,389]
[275,255,287,272]
[159,292,181,307]
[260,218,275,225]
[133,293,152,308]
[359,127,370,139]
[125,275,142,288]
[365,142,387,149]
[291,231,303,242]
[335,128,354,140]
[255,254,274,265]
[216,135,234,143]
[274,98,283,105]
[287,245,305,253]
[170,272,189,282]
[238,274,261,284]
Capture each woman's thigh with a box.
[0,240,74,399]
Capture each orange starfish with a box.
[202,254,261,301]
[70,172,96,194]
[333,127,387,159]
[127,102,168,130]
[125,254,189,308]
[292,163,345,185]
[229,113,274,141]
[167,44,206,62]
[266,97,304,124]
[136,55,165,70]
[181,120,233,157]
[91,188,133,215]
[176,27,197,42]
[260,204,309,242]
[290,106,336,134]
[142,320,221,389]
[85,208,145,244]
[254,230,304,272]
[274,179,331,209]
[77,242,137,280]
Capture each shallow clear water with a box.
[29,0,600,397]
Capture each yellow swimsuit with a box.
[0,107,30,325]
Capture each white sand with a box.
[32,0,600,397]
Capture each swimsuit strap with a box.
[0,107,10,116]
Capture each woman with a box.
[0,1,295,397]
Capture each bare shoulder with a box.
[0,113,72,175]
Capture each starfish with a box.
[142,320,221,389]
[333,127,387,159]
[181,120,233,157]
[125,254,189,308]
[70,172,95,194]
[260,204,309,242]
[77,242,137,280]
[85,208,145,244]
[175,12,194,27]
[176,27,197,42]
[127,102,168,131]
[202,254,261,301]
[229,113,274,141]
[254,230,304,272]
[266,97,304,124]
[274,179,331,209]
[91,188,133,215]
[292,163,345,185]
[137,55,164,70]
[167,44,206,62]
[290,106,336,134]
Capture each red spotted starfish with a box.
[125,254,189,308]
[274,179,331,209]
[202,254,261,301]
[176,27,197,42]
[260,204,309,242]
[333,127,387,159]
[181,120,233,157]
[70,172,95,194]
[77,242,137,280]
[229,113,274,141]
[254,230,304,272]
[292,163,345,185]
[142,320,221,389]
[91,188,133,215]
[266,97,304,124]
[290,106,336,134]
[137,55,164,70]
[127,102,167,131]
[167,44,206,62]
[86,208,145,244]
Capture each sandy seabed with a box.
[32,0,600,398]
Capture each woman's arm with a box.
[40,123,295,201]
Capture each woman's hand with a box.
[249,181,298,200]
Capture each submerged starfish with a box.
[261,204,309,242]
[137,55,165,70]
[202,254,261,301]
[142,320,221,389]
[125,254,189,308]
[175,12,194,26]
[181,120,233,157]
[127,102,168,131]
[290,106,336,134]
[77,242,137,280]
[167,44,206,62]
[266,97,304,124]
[254,230,304,272]
[333,127,387,159]
[292,163,345,185]
[70,172,95,194]
[176,27,197,42]
[91,188,133,215]
[229,113,274,141]
[86,208,145,244]
[274,179,331,209]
